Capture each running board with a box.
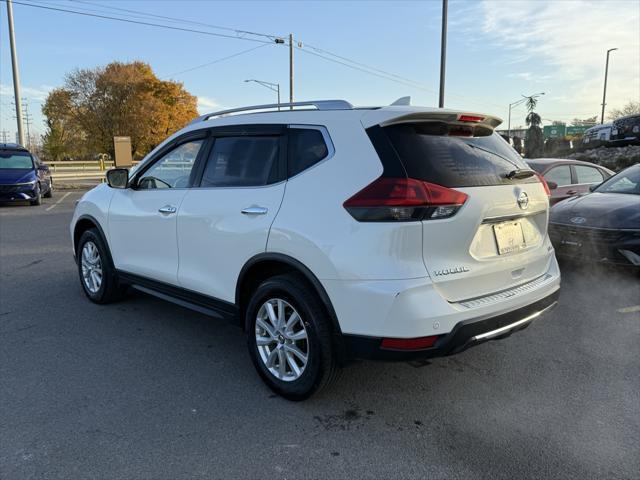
[118,271,239,323]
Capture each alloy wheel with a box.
[255,298,309,382]
[81,241,103,294]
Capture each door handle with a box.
[566,190,577,195]
[241,206,268,215]
[158,205,177,214]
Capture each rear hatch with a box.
[361,110,553,302]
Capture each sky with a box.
[1,0,639,142]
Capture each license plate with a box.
[494,221,526,255]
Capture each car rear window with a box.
[373,123,536,187]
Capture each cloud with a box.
[461,0,640,110]
[196,96,219,114]
[0,84,54,103]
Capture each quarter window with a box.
[200,136,280,187]
[137,140,203,189]
[574,165,604,184]
[544,166,572,186]
[288,128,329,177]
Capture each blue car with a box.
[0,143,53,206]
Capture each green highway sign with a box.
[566,125,593,136]
[543,125,566,138]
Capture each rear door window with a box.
[200,136,280,187]
[574,165,604,184]
[374,124,534,187]
[544,166,572,186]
[288,128,329,177]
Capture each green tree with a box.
[524,96,544,158]
[41,88,83,161]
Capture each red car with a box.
[526,158,614,205]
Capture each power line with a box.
[17,0,508,112]
[27,0,501,109]
[68,0,282,41]
[296,46,505,111]
[163,43,273,79]
[7,1,276,44]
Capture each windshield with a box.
[0,152,34,169]
[380,124,534,187]
[595,165,640,195]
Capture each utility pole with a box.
[6,0,25,146]
[1,130,8,143]
[600,47,618,124]
[289,33,294,107]
[438,0,448,108]
[21,98,32,150]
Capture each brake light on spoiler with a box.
[458,114,485,123]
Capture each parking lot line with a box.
[45,192,72,211]
[617,305,640,314]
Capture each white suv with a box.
[71,99,560,399]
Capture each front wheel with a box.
[43,179,53,198]
[30,184,42,206]
[246,274,340,400]
[77,228,126,304]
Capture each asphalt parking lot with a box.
[1,190,639,480]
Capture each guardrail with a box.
[47,160,140,172]
[48,160,141,182]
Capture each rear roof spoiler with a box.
[360,107,502,131]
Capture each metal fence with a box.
[48,160,139,182]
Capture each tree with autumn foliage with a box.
[42,61,198,159]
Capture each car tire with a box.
[77,228,126,304]
[246,274,340,401]
[30,184,42,206]
[43,180,53,198]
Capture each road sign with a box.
[566,125,592,136]
[543,125,566,139]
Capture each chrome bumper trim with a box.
[470,300,557,342]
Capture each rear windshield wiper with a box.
[505,169,536,180]
[464,143,521,170]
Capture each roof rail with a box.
[189,99,353,125]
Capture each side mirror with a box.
[546,181,558,190]
[37,164,49,171]
[588,183,599,192]
[106,168,129,189]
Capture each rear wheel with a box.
[29,184,42,206]
[246,274,339,400]
[77,228,126,304]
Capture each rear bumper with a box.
[344,288,559,361]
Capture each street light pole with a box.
[438,0,448,108]
[6,0,25,146]
[507,92,545,139]
[244,79,281,109]
[600,47,617,124]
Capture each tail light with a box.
[343,177,468,222]
[535,173,551,197]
